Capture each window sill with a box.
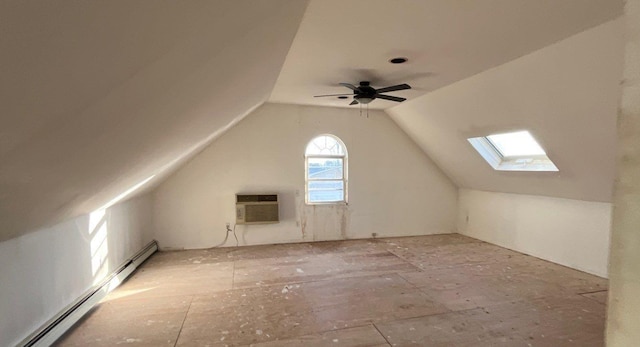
[305,201,348,206]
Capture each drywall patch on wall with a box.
[300,204,351,241]
[0,194,153,347]
[152,103,458,249]
[457,189,611,277]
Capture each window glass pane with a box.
[305,135,345,156]
[307,158,343,179]
[308,180,344,202]
[486,131,546,157]
[308,180,344,190]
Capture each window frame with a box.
[304,135,348,205]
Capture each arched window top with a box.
[305,135,346,156]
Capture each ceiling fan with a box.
[314,81,411,105]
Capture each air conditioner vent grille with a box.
[237,194,277,203]
[245,204,278,223]
[236,194,279,224]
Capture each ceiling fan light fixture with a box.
[355,96,373,104]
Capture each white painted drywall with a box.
[0,0,308,243]
[152,103,457,249]
[387,19,624,202]
[457,189,611,277]
[607,0,640,344]
[0,194,153,347]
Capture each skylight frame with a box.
[468,130,558,172]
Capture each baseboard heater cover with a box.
[19,240,158,347]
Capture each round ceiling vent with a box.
[389,57,408,64]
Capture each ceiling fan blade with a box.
[349,100,358,105]
[314,93,354,97]
[375,83,411,93]
[339,82,358,90]
[375,94,406,102]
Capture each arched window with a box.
[305,135,348,204]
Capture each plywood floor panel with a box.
[249,325,389,347]
[233,251,418,288]
[176,274,447,346]
[57,295,192,346]
[115,261,235,298]
[376,294,606,347]
[55,234,608,346]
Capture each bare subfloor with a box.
[56,234,607,346]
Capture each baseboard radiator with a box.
[19,240,158,347]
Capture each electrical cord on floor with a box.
[233,224,238,247]
[211,225,231,248]
[210,224,239,248]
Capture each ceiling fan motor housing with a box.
[354,81,376,103]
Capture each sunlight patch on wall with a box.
[89,175,156,284]
[100,175,156,210]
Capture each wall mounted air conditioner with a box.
[236,194,279,224]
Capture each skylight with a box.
[468,130,558,172]
[486,131,546,157]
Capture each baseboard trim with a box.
[19,240,158,347]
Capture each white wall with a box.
[607,0,640,344]
[152,103,457,249]
[0,194,153,347]
[457,189,611,277]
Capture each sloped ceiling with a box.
[270,0,622,109]
[0,0,625,242]
[271,0,623,203]
[0,0,309,242]
[387,19,624,202]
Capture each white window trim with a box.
[468,135,558,172]
[304,136,348,205]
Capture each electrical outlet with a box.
[372,232,378,238]
[225,222,231,231]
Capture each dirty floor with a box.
[56,234,608,346]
